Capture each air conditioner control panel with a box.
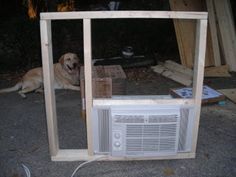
[112,130,123,151]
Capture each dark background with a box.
[0,0,235,73]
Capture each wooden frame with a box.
[40,11,208,161]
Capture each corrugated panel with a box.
[98,109,110,152]
[178,108,190,152]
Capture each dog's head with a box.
[59,53,80,74]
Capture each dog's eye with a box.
[66,58,71,61]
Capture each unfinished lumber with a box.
[218,89,236,103]
[40,20,59,156]
[40,11,208,20]
[151,64,192,86]
[204,65,231,77]
[206,0,221,66]
[165,60,193,78]
[40,10,208,161]
[169,0,215,68]
[214,0,236,71]
[83,19,93,155]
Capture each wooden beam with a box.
[152,64,191,85]
[40,11,208,20]
[165,60,193,78]
[192,19,208,153]
[93,97,195,106]
[204,65,231,77]
[40,20,59,156]
[39,10,208,161]
[206,0,221,66]
[151,62,192,86]
[51,149,195,161]
[218,89,236,103]
[83,19,93,156]
[214,0,236,71]
[169,0,213,68]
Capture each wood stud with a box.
[40,11,208,161]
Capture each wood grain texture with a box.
[40,11,208,20]
[83,19,93,155]
[218,89,236,103]
[40,10,207,161]
[192,19,208,153]
[169,0,214,68]
[214,0,236,71]
[206,0,221,66]
[40,20,59,156]
[52,149,195,161]
[204,65,231,77]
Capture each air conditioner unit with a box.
[92,105,194,158]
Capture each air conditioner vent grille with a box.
[114,115,145,123]
[160,124,178,137]
[98,109,110,152]
[159,138,176,151]
[149,115,178,123]
[125,119,178,155]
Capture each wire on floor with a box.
[70,155,108,177]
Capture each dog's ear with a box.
[59,54,65,65]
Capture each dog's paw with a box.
[18,91,27,98]
[64,85,80,91]
[35,88,44,93]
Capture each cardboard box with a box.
[80,65,127,118]
[170,85,225,104]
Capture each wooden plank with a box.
[170,16,195,67]
[214,0,236,71]
[93,97,195,106]
[40,11,208,20]
[192,19,208,153]
[52,149,97,161]
[52,149,195,161]
[40,10,208,161]
[218,89,236,103]
[206,0,221,66]
[161,69,192,86]
[40,20,59,156]
[204,65,231,77]
[169,0,214,68]
[156,61,230,78]
[165,60,193,78]
[83,19,93,156]
[152,64,192,86]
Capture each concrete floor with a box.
[0,68,236,177]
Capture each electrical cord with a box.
[70,155,108,177]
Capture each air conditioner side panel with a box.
[92,107,111,155]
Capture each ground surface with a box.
[0,68,236,177]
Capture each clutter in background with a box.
[80,65,126,119]
[170,85,225,104]
[218,89,236,104]
[169,0,236,72]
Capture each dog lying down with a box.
[0,53,80,98]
